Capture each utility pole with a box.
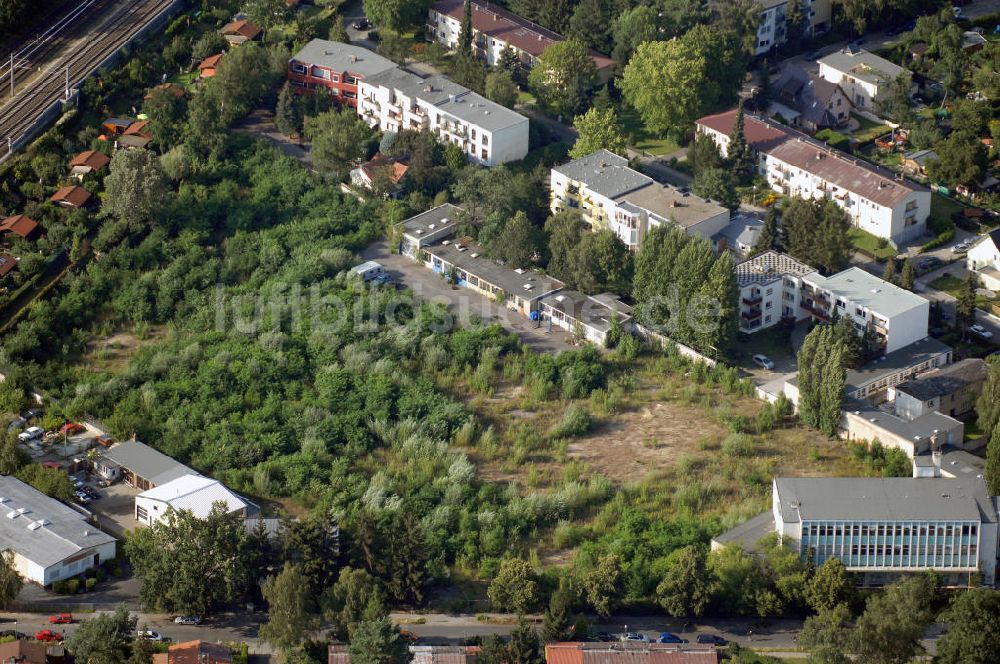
[9,53,13,97]
[64,64,69,100]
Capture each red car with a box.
[48,613,73,624]
[35,630,62,642]
[61,423,85,435]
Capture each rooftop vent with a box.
[428,223,436,230]
[27,521,40,531]
[415,229,424,235]
[5,512,16,519]
[523,284,535,290]
[457,246,467,252]
[0,497,7,503]
[441,217,449,223]
[470,252,479,258]
[514,268,525,274]
[442,240,451,245]
[816,152,823,160]
[555,295,565,302]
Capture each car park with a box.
[174,616,201,625]
[35,630,62,642]
[656,632,686,643]
[48,614,73,624]
[752,354,775,370]
[696,634,728,645]
[18,426,43,442]
[969,324,994,339]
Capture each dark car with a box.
[593,632,616,642]
[657,632,686,644]
[696,634,728,646]
[917,257,943,272]
[352,18,370,30]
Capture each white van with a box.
[18,426,43,442]
[351,261,386,283]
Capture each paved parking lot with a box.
[361,241,578,354]
[88,482,139,538]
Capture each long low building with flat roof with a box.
[550,150,731,250]
[0,475,116,586]
[772,476,999,586]
[537,291,632,346]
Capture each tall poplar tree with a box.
[728,101,756,184]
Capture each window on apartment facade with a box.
[345,75,357,84]
[482,134,489,146]
[332,74,340,83]
[291,62,307,74]
[481,148,488,160]
[311,66,330,79]
[471,128,476,140]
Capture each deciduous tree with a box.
[0,551,22,609]
[67,605,137,664]
[610,6,660,66]
[485,70,518,109]
[275,82,302,137]
[528,41,597,119]
[656,545,711,617]
[259,564,319,655]
[692,167,739,211]
[570,108,628,159]
[806,558,852,612]
[104,150,170,232]
[347,599,408,664]
[487,558,539,613]
[568,0,610,52]
[305,109,372,180]
[935,587,1000,663]
[851,573,937,664]
[580,553,621,617]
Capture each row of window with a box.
[806,523,978,538]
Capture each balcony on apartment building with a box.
[741,308,763,321]
[801,301,832,321]
[743,292,763,306]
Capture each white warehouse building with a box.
[135,474,252,527]
[0,475,116,586]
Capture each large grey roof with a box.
[892,358,988,402]
[101,441,194,486]
[401,203,461,238]
[845,336,953,393]
[774,476,997,523]
[552,150,653,199]
[805,267,928,319]
[615,184,728,229]
[0,476,116,568]
[843,398,961,454]
[290,39,396,78]
[424,240,564,299]
[818,48,910,86]
[537,290,632,333]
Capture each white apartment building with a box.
[550,150,731,250]
[426,0,614,79]
[818,47,913,111]
[734,253,928,354]
[750,0,833,55]
[772,477,999,586]
[357,68,528,167]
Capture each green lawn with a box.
[848,228,896,261]
[930,192,964,223]
[929,274,964,297]
[619,107,681,156]
[848,113,891,142]
[167,71,199,90]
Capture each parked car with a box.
[35,630,62,642]
[969,324,994,339]
[61,422,85,436]
[18,426,44,442]
[752,353,775,370]
[137,629,164,641]
[21,409,42,421]
[917,257,943,272]
[83,487,100,499]
[174,616,201,625]
[656,632,686,644]
[48,614,73,624]
[372,273,394,286]
[951,240,972,253]
[352,18,370,30]
[621,633,649,642]
[74,492,91,504]
[696,634,728,646]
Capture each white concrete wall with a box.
[883,300,929,354]
[486,119,529,166]
[968,241,1000,290]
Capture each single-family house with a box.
[0,476,116,586]
[152,641,232,664]
[817,46,913,112]
[0,214,41,239]
[349,153,409,194]
[220,19,262,45]
[0,254,19,280]
[713,215,764,259]
[967,228,1000,290]
[68,150,111,179]
[198,53,224,78]
[770,67,852,132]
[49,185,92,209]
[0,640,65,664]
[144,82,186,100]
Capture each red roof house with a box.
[220,19,262,45]
[50,185,92,209]
[0,214,40,239]
[198,53,224,78]
[545,643,720,664]
[68,150,111,178]
[144,82,186,100]
[151,640,232,664]
[0,639,64,664]
[0,254,19,279]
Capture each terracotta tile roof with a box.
[0,254,18,278]
[431,0,613,71]
[361,153,409,184]
[145,83,186,100]
[545,643,720,664]
[696,109,792,153]
[0,214,40,237]
[199,53,224,71]
[124,119,151,137]
[69,150,111,170]
[50,185,92,208]
[767,137,921,207]
[165,640,232,664]
[221,19,261,40]
[0,640,49,664]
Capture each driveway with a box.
[361,242,578,354]
[89,481,140,539]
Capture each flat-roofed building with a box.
[545,642,720,664]
[287,40,396,106]
[537,291,632,346]
[0,476,116,586]
[399,204,461,257]
[734,250,816,333]
[550,150,730,250]
[772,476,999,586]
[889,358,989,421]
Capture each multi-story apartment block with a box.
[734,253,928,354]
[549,150,731,250]
[818,47,914,111]
[745,0,832,55]
[734,251,815,333]
[426,0,614,80]
[357,68,529,167]
[772,477,999,586]
[696,111,929,245]
[287,40,396,107]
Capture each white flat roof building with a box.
[0,475,116,586]
[818,47,912,112]
[135,474,252,526]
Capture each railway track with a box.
[0,0,175,158]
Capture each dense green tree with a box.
[656,545,711,617]
[782,197,852,274]
[507,617,543,664]
[797,324,848,435]
[528,41,597,119]
[683,25,749,111]
[284,513,341,588]
[752,207,779,255]
[542,587,572,642]
[323,567,384,640]
[881,256,896,284]
[799,603,854,664]
[654,0,710,38]
[213,43,287,123]
[347,599,408,664]
[487,558,539,613]
[125,504,254,616]
[928,135,988,188]
[951,99,991,139]
[875,73,914,124]
[687,133,724,177]
[492,211,540,269]
[67,605,137,664]
[143,86,187,152]
[305,109,372,180]
[986,425,1000,496]
[610,6,660,65]
[621,40,707,138]
[899,258,915,291]
[978,358,1000,437]
[570,230,633,296]
[537,0,572,33]
[727,102,755,184]
[0,551,22,609]
[706,545,769,616]
[935,588,1000,663]
[191,31,227,61]
[545,209,585,280]
[908,119,942,150]
[694,252,739,353]
[496,47,525,86]
[580,553,622,617]
[955,273,978,331]
[851,574,937,664]
[363,0,429,31]
[0,434,27,475]
[275,82,302,137]
[16,464,75,501]
[568,0,610,52]
[716,0,762,54]
[241,0,290,36]
[259,564,319,655]
[484,70,518,109]
[692,167,739,211]
[569,108,628,159]
[104,149,170,232]
[806,559,851,612]
[784,0,808,52]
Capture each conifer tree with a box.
[728,100,756,184]
[460,0,473,53]
[752,207,779,255]
[275,82,301,137]
[899,258,916,291]
[881,256,896,284]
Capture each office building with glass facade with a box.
[773,477,999,586]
